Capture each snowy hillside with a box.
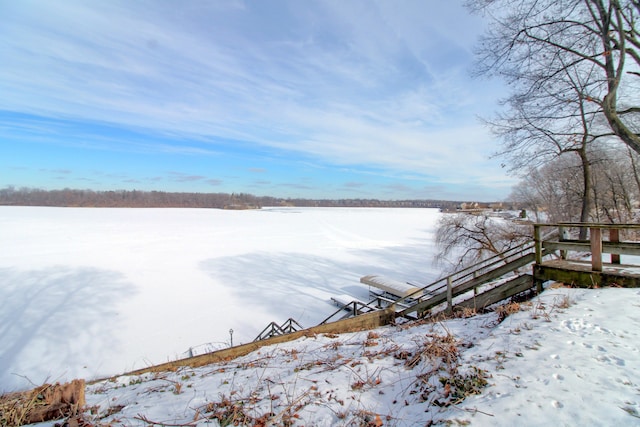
[26,287,640,426]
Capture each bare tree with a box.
[627,145,640,196]
[484,62,610,233]
[590,145,639,221]
[435,213,531,272]
[469,0,640,155]
[509,145,639,224]
[509,153,588,224]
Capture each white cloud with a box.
[0,0,511,198]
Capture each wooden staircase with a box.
[254,318,304,341]
[395,241,541,319]
[320,240,546,326]
[250,223,640,343]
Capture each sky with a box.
[0,0,515,201]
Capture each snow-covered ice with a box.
[3,207,640,426]
[0,206,441,392]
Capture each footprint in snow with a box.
[551,400,563,408]
[616,378,633,386]
[553,373,564,381]
[611,356,626,366]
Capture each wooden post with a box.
[446,277,453,314]
[558,226,567,259]
[534,225,542,265]
[610,228,620,264]
[535,276,543,294]
[590,227,603,272]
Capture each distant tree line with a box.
[0,187,262,209]
[0,186,477,210]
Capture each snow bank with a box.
[28,287,640,426]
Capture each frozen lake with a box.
[0,206,442,392]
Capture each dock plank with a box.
[535,259,640,288]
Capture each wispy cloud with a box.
[0,0,511,200]
[248,168,267,174]
[169,173,206,182]
[41,168,72,175]
[343,182,365,188]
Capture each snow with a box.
[3,207,640,426]
[360,275,424,298]
[27,288,640,426]
[0,206,441,392]
[459,287,640,426]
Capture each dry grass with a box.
[0,387,45,427]
[495,301,522,323]
[553,293,574,309]
[0,379,85,426]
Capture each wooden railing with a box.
[394,239,542,319]
[533,223,640,272]
[254,318,304,341]
[319,300,379,325]
[320,223,639,325]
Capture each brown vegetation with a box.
[0,186,473,209]
[0,379,85,426]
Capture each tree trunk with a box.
[602,92,640,155]
[578,145,593,240]
[628,146,640,198]
[599,1,640,155]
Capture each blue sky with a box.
[1,0,514,201]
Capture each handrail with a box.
[254,318,304,341]
[534,222,640,272]
[320,229,572,325]
[394,238,539,308]
[396,249,540,319]
[319,298,382,325]
[541,222,640,230]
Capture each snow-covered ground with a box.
[0,206,442,393]
[27,287,640,426]
[4,207,640,426]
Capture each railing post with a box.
[610,228,620,264]
[590,227,603,272]
[534,224,542,264]
[558,226,567,259]
[446,277,453,314]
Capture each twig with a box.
[270,388,312,424]
[134,414,199,426]
[451,404,494,417]
[10,373,45,388]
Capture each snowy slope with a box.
[26,287,640,426]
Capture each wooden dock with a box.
[322,222,640,325]
[534,223,640,288]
